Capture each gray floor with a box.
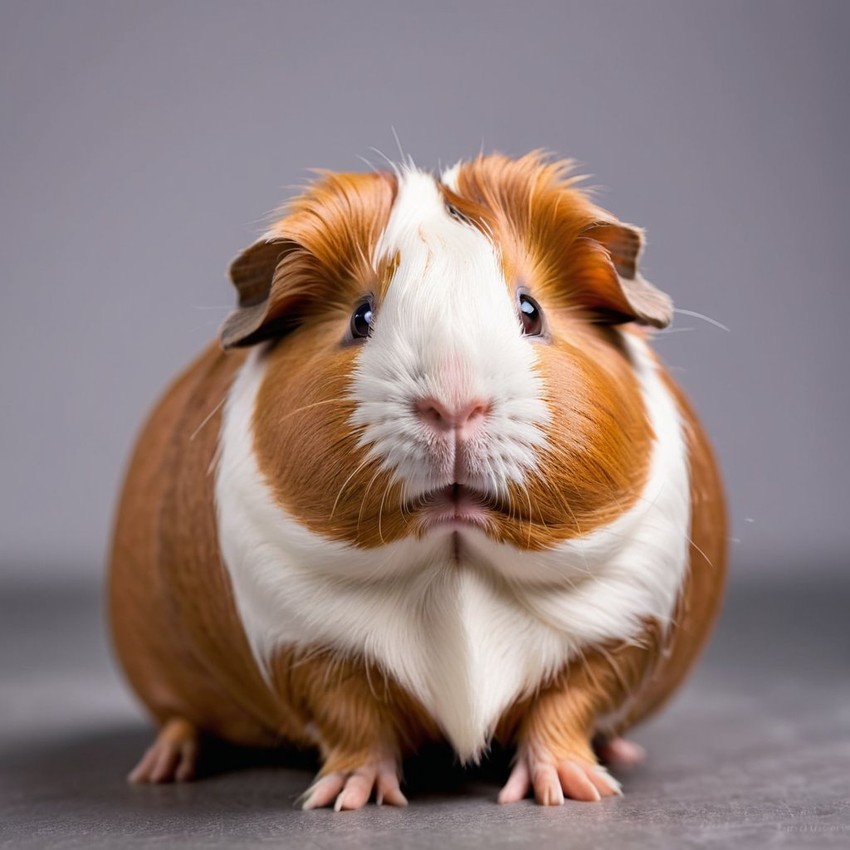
[1,570,848,849]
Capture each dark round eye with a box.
[350,300,374,339]
[519,293,543,336]
[446,203,470,225]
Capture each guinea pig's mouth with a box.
[412,484,502,531]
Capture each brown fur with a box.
[495,377,727,768]
[250,156,657,551]
[492,327,652,548]
[109,339,725,784]
[447,153,661,547]
[109,155,726,802]
[109,342,438,755]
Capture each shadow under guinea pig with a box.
[0,723,543,811]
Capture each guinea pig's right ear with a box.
[219,236,302,349]
[578,219,674,329]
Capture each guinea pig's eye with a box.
[446,203,471,225]
[350,299,374,339]
[519,293,543,336]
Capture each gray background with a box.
[3,4,850,847]
[1,0,848,580]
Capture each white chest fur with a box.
[214,335,690,761]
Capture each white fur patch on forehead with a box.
[373,168,518,360]
[350,167,550,501]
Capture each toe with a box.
[149,742,181,783]
[301,773,347,810]
[127,746,159,784]
[597,737,645,767]
[334,767,377,811]
[175,740,198,782]
[531,763,565,806]
[375,768,408,807]
[497,759,530,804]
[129,742,179,784]
[556,760,601,802]
[587,764,622,797]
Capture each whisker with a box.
[356,154,380,175]
[518,478,536,549]
[330,455,378,520]
[673,307,730,333]
[367,146,402,178]
[390,126,412,169]
[357,465,386,534]
[190,396,227,442]
[277,398,354,423]
[377,477,394,545]
[686,533,714,569]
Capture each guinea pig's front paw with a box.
[300,755,407,811]
[497,743,622,806]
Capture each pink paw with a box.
[498,747,622,806]
[128,718,199,784]
[596,736,646,768]
[301,758,407,811]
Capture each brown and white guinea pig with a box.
[109,151,726,810]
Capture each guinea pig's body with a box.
[109,153,726,809]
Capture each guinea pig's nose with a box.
[414,397,491,437]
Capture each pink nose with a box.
[414,397,491,435]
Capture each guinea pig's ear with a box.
[219,236,302,349]
[580,219,673,329]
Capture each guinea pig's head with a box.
[221,153,673,559]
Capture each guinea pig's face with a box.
[223,154,673,554]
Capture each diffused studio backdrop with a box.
[1,0,848,586]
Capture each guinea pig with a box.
[109,151,726,810]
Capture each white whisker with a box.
[190,396,226,442]
[673,307,730,333]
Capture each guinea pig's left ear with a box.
[219,235,301,349]
[581,219,673,329]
